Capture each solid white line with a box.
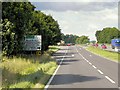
[97,69,104,74]
[92,65,97,69]
[44,46,68,90]
[105,76,115,84]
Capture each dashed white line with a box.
[88,62,92,65]
[97,69,104,74]
[76,46,116,84]
[86,60,89,62]
[72,54,74,57]
[92,65,97,69]
[105,76,115,84]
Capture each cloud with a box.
[30,0,119,2]
[32,2,117,12]
[41,6,118,40]
[31,2,118,40]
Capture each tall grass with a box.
[87,46,120,62]
[1,53,57,89]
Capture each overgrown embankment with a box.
[1,46,60,89]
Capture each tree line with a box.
[75,35,90,44]
[95,27,120,44]
[61,34,90,44]
[1,2,61,56]
[61,34,79,44]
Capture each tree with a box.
[62,34,79,44]
[95,27,120,44]
[2,2,62,56]
[75,35,90,44]
[2,2,35,55]
[31,11,61,51]
[2,19,15,56]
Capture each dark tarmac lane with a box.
[45,45,119,90]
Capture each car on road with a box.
[101,44,107,49]
[67,43,71,46]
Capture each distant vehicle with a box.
[111,39,120,51]
[111,39,120,49]
[101,44,107,49]
[67,43,71,46]
[72,43,75,45]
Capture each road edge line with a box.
[44,46,68,90]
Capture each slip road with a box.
[45,45,119,89]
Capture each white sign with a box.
[23,35,42,51]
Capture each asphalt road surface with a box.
[45,45,119,90]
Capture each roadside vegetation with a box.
[1,46,60,89]
[47,46,60,55]
[95,27,120,44]
[1,1,61,89]
[86,46,120,62]
[2,2,61,56]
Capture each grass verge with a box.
[46,46,60,55]
[86,46,120,62]
[1,46,60,89]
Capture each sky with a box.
[30,1,119,41]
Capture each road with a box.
[45,45,119,90]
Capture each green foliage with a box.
[2,19,15,56]
[2,54,57,88]
[95,27,120,43]
[2,2,35,55]
[62,34,79,44]
[76,35,90,44]
[31,11,61,51]
[2,2,61,56]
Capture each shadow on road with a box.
[62,59,79,63]
[60,59,80,65]
[50,74,101,85]
[53,52,66,56]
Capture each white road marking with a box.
[85,48,118,63]
[86,60,89,62]
[88,62,92,65]
[92,65,97,69]
[44,46,68,90]
[76,46,116,84]
[84,59,88,62]
[72,54,74,57]
[105,76,115,84]
[97,69,104,74]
